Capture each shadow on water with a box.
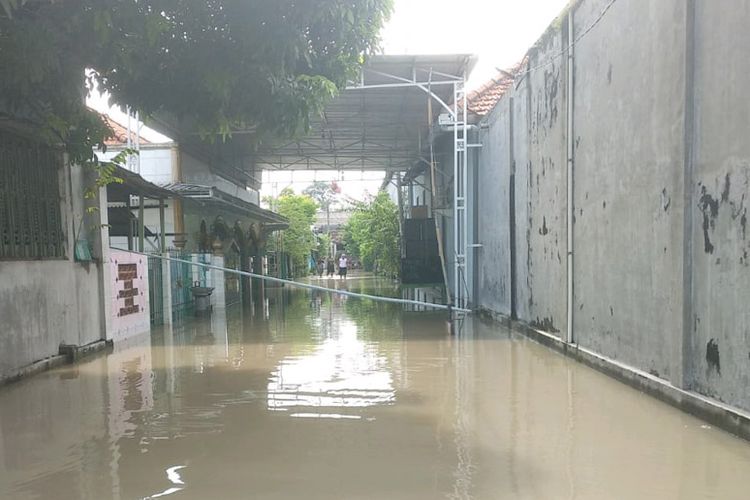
[1,274,750,499]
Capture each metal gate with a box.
[147,255,165,325]
[169,252,211,316]
[170,251,194,314]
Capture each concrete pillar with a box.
[252,243,265,307]
[210,254,226,310]
[138,195,145,252]
[161,254,173,326]
[159,199,166,252]
[98,184,114,341]
[677,0,697,390]
[126,198,133,251]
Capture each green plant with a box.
[0,0,393,170]
[268,188,318,276]
[343,191,400,277]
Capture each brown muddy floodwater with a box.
[1,275,750,499]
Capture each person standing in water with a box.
[326,257,335,277]
[338,254,348,279]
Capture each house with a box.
[0,111,288,383]
[0,122,112,381]
[100,115,288,311]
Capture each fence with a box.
[147,255,165,325]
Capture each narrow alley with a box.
[1,276,749,499]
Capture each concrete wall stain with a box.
[706,339,721,376]
[721,174,731,203]
[544,68,559,128]
[539,216,549,236]
[698,185,719,254]
[661,188,671,212]
[532,317,560,334]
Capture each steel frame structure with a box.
[345,61,471,309]
[252,55,476,308]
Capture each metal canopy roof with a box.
[163,182,288,226]
[252,54,476,172]
[106,164,177,202]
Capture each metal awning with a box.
[164,182,288,226]
[252,54,476,171]
[106,164,177,203]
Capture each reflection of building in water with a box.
[267,320,395,416]
[107,335,155,441]
[402,285,446,312]
[0,358,114,499]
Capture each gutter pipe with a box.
[566,11,575,344]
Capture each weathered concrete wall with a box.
[476,98,512,316]
[572,0,687,380]
[493,24,569,336]
[512,81,532,323]
[474,0,750,413]
[0,162,105,380]
[689,1,750,407]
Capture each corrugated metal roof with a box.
[163,182,288,226]
[251,54,477,172]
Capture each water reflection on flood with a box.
[267,318,396,412]
[1,275,750,499]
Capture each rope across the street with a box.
[124,250,472,314]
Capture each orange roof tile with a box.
[102,115,150,146]
[467,59,527,116]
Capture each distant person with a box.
[338,254,348,279]
[317,258,324,277]
[326,257,336,277]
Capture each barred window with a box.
[0,130,65,259]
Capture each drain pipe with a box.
[566,11,575,345]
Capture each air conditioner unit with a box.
[438,113,454,126]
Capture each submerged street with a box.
[1,276,750,499]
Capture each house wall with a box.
[473,0,750,412]
[0,162,105,380]
[689,0,750,407]
[476,98,512,316]
[101,146,174,185]
[572,0,687,381]
[181,151,260,205]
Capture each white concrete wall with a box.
[472,0,750,412]
[181,151,260,205]
[100,146,174,185]
[107,249,150,342]
[0,162,105,379]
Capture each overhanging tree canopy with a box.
[0,0,393,163]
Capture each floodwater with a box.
[1,275,750,499]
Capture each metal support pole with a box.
[126,198,133,251]
[453,79,469,309]
[159,198,166,252]
[138,195,145,253]
[396,173,405,259]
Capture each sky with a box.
[88,0,570,201]
[381,0,570,89]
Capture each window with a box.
[0,130,65,259]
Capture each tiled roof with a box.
[102,115,150,146]
[467,59,527,117]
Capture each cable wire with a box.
[128,250,472,314]
[515,0,620,82]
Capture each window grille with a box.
[0,130,65,259]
